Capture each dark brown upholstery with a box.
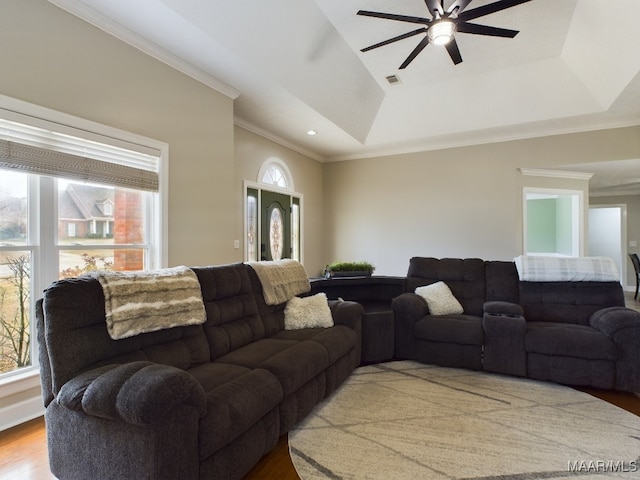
[37,262,363,480]
[406,257,486,315]
[393,256,640,392]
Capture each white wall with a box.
[588,206,625,284]
[591,194,640,287]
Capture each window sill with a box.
[0,367,41,398]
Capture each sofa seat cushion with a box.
[197,367,283,460]
[188,362,254,392]
[215,338,298,367]
[259,341,329,396]
[525,322,617,360]
[414,314,483,345]
[215,338,330,396]
[272,325,357,364]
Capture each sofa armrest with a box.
[482,311,527,376]
[483,301,524,317]
[329,299,364,332]
[57,361,207,426]
[391,293,429,359]
[329,300,364,365]
[590,306,640,335]
[590,307,640,391]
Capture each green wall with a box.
[527,198,557,253]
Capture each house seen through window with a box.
[0,112,162,379]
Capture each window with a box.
[245,160,302,263]
[261,166,288,189]
[0,104,165,381]
[258,159,294,190]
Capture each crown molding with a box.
[234,117,325,162]
[47,0,240,100]
[519,168,593,180]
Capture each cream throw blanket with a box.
[514,255,619,282]
[90,266,206,340]
[247,259,311,305]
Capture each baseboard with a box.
[0,394,44,432]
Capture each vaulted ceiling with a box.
[48,0,640,192]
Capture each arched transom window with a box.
[261,165,288,189]
[257,159,294,191]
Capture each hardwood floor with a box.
[1,387,638,480]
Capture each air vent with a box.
[385,74,401,85]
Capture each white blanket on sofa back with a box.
[514,255,619,282]
[91,266,206,340]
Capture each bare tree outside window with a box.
[0,255,30,373]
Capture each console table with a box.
[309,276,406,363]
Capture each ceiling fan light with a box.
[428,20,455,46]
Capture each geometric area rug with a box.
[289,361,640,479]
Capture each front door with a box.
[261,190,291,261]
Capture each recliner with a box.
[392,257,640,392]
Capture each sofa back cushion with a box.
[246,266,286,336]
[485,261,520,303]
[518,281,625,325]
[406,257,486,316]
[40,275,210,396]
[192,264,266,359]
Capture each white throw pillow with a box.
[415,281,464,316]
[284,293,334,330]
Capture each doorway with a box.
[244,182,302,263]
[588,205,626,285]
[523,188,583,257]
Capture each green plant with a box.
[326,261,375,273]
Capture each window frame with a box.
[0,94,168,405]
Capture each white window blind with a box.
[0,118,159,191]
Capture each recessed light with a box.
[306,129,318,136]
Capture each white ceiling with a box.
[48,0,640,193]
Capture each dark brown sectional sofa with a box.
[392,257,640,392]
[36,262,363,480]
[36,256,640,479]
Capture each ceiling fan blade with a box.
[425,0,444,17]
[456,22,519,38]
[357,10,430,25]
[445,38,463,64]
[458,0,531,22]
[447,0,473,15]
[399,36,430,69]
[361,28,428,52]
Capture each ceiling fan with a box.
[358,0,531,68]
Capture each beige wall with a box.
[234,127,325,275]
[0,0,240,423]
[324,127,640,276]
[0,0,237,268]
[4,1,638,279]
